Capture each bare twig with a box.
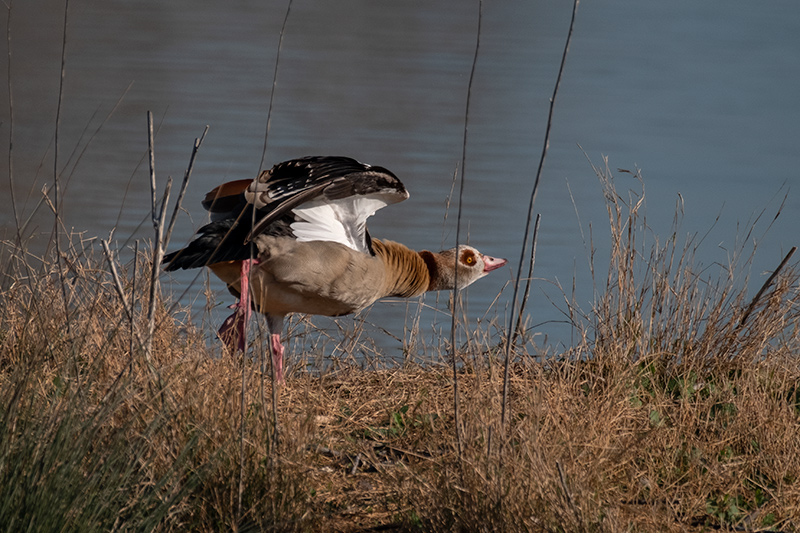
[148,177,171,337]
[512,214,541,347]
[258,0,293,173]
[237,350,248,522]
[131,240,138,372]
[165,125,208,250]
[263,4,294,519]
[114,108,166,233]
[101,239,146,353]
[61,83,134,198]
[53,0,71,334]
[451,0,483,462]
[147,111,157,227]
[738,246,796,329]
[101,238,168,406]
[5,0,21,246]
[15,185,49,243]
[556,461,582,526]
[143,111,171,402]
[450,184,465,459]
[145,112,171,352]
[349,453,362,476]
[502,0,580,429]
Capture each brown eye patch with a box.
[460,249,477,266]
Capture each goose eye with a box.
[461,250,476,266]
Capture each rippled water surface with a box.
[2,1,799,355]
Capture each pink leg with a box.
[270,333,285,383]
[267,315,286,384]
[218,259,259,354]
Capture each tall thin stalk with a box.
[237,349,248,523]
[512,214,541,347]
[501,0,580,429]
[164,125,208,251]
[53,0,71,334]
[257,0,293,174]
[737,246,796,329]
[131,240,139,373]
[242,0,294,523]
[61,83,133,199]
[145,111,171,362]
[5,0,20,246]
[143,111,169,400]
[451,0,483,461]
[101,239,146,353]
[2,1,58,367]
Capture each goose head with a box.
[425,245,507,291]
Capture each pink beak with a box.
[482,254,508,273]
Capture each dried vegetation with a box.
[2,166,800,532]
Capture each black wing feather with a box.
[162,156,408,270]
[243,156,407,242]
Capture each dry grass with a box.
[2,165,800,532]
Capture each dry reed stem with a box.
[503,0,581,431]
[448,0,484,464]
[3,241,800,531]
[51,0,71,338]
[257,0,293,174]
[3,52,800,528]
[513,213,541,348]
[164,125,208,251]
[5,0,20,246]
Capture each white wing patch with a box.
[290,194,394,254]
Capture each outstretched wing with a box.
[243,156,409,254]
[164,156,408,271]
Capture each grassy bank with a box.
[2,168,800,532]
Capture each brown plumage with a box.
[164,156,507,382]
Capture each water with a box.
[2,0,799,357]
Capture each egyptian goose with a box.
[163,156,507,382]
